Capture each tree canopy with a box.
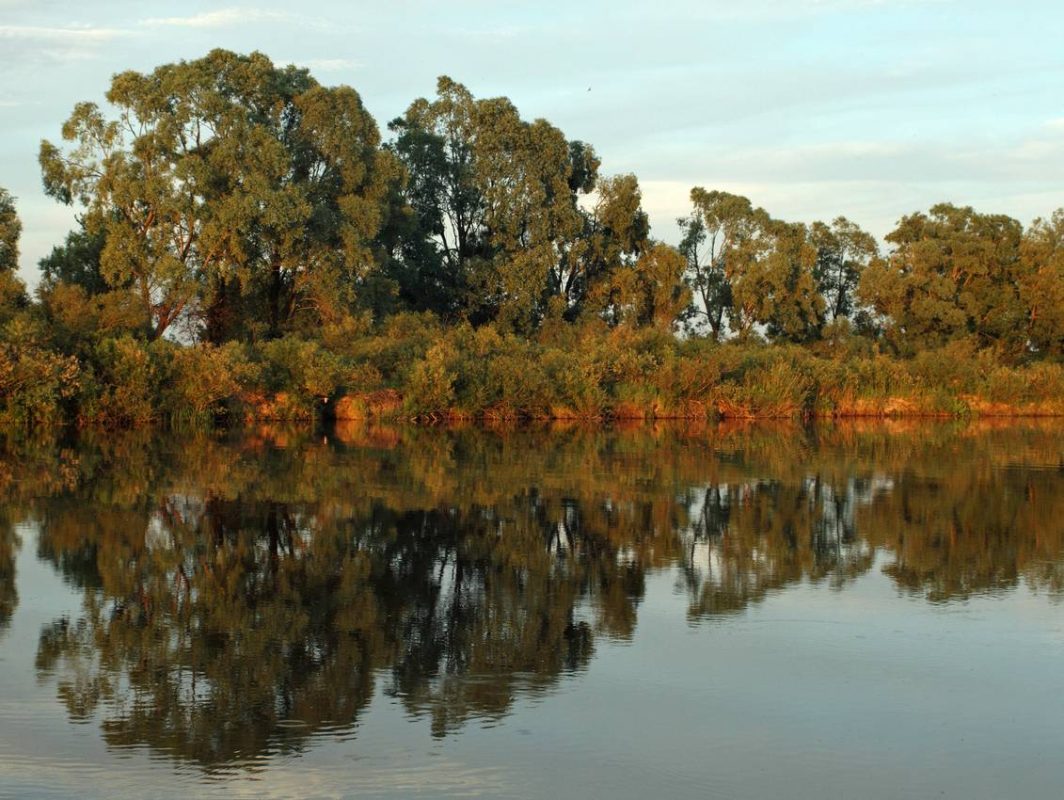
[28,51,1064,358]
[0,186,20,274]
[859,203,1028,355]
[39,49,394,342]
[386,76,631,330]
[0,50,1062,430]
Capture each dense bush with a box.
[2,311,1064,427]
[151,341,249,422]
[0,318,79,427]
[76,336,155,426]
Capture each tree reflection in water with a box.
[0,420,1060,770]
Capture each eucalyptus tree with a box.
[678,189,770,339]
[387,76,490,318]
[40,49,393,342]
[0,186,26,317]
[0,187,19,274]
[594,242,689,330]
[859,203,1026,355]
[563,173,651,321]
[388,77,605,330]
[809,216,878,325]
[1019,210,1064,360]
[731,220,824,343]
[39,223,108,295]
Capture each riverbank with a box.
[5,320,1064,429]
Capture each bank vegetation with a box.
[1,50,1062,428]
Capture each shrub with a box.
[151,341,249,422]
[78,335,155,426]
[0,318,79,427]
[255,336,347,401]
[405,338,458,415]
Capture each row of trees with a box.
[2,50,1064,428]
[0,48,1058,359]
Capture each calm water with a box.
[1,420,1063,799]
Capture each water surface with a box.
[1,420,1062,798]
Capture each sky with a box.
[2,0,1064,288]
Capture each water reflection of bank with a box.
[0,420,1060,769]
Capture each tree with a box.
[809,216,878,325]
[859,203,1026,355]
[731,220,824,343]
[40,96,210,339]
[39,50,393,342]
[39,222,109,295]
[594,242,689,330]
[679,189,770,339]
[564,173,650,322]
[0,187,20,273]
[0,187,26,319]
[208,66,395,341]
[386,77,490,318]
[679,196,826,342]
[1018,210,1064,360]
[388,77,600,330]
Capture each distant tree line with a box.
[1,50,1063,426]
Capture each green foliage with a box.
[860,203,1028,357]
[78,336,156,426]
[1019,210,1064,360]
[0,318,80,427]
[0,186,21,273]
[344,311,441,387]
[388,76,630,330]
[405,338,459,414]
[36,282,146,355]
[255,336,347,402]
[732,221,824,343]
[810,217,878,324]
[679,191,866,343]
[7,53,1064,429]
[679,189,766,339]
[150,341,249,421]
[0,271,27,326]
[595,242,689,330]
[38,222,108,295]
[40,50,393,342]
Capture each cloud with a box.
[140,8,318,29]
[683,0,950,20]
[637,132,1064,247]
[0,23,126,44]
[0,23,128,64]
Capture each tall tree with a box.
[38,222,108,295]
[679,189,769,339]
[0,187,26,318]
[859,203,1026,355]
[561,173,650,321]
[1019,210,1064,360]
[809,216,878,325]
[388,77,599,330]
[387,77,489,318]
[39,50,392,342]
[0,187,20,273]
[594,242,689,330]
[731,220,824,343]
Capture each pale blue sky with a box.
[3,0,1064,287]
